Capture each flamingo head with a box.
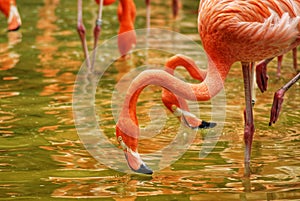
[116,129,153,175]
[8,5,21,31]
[117,29,136,57]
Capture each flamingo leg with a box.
[77,0,91,68]
[256,58,272,93]
[277,55,283,77]
[269,72,300,126]
[172,0,179,19]
[145,0,150,29]
[250,62,256,106]
[293,47,298,71]
[242,62,255,176]
[91,0,104,69]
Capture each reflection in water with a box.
[0,0,299,200]
[0,32,22,71]
[0,31,22,137]
[35,0,77,133]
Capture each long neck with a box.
[165,54,207,81]
[118,0,136,28]
[117,0,136,55]
[162,54,206,113]
[116,57,232,151]
[0,0,14,18]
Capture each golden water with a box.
[0,0,299,200]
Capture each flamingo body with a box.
[199,0,300,64]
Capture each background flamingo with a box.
[77,0,136,68]
[77,0,180,68]
[0,0,21,31]
[116,0,300,175]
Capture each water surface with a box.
[0,0,299,200]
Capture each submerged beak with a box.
[124,150,153,174]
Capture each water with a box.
[0,0,299,200]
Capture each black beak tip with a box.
[199,120,217,129]
[131,163,153,175]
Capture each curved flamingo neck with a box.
[116,56,232,151]
[165,54,207,81]
[162,54,207,113]
[117,0,136,56]
[118,0,136,29]
[0,0,16,17]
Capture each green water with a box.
[0,0,299,200]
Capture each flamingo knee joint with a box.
[95,18,102,26]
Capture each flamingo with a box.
[0,0,21,31]
[77,0,180,68]
[115,0,300,175]
[77,0,136,68]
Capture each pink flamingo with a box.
[115,0,300,175]
[0,0,21,31]
[77,0,136,68]
[77,0,179,68]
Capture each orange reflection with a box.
[0,31,21,71]
[0,31,22,136]
[35,0,77,133]
[35,0,59,67]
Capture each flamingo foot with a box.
[256,60,269,93]
[172,105,217,129]
[269,89,285,126]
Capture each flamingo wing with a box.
[199,0,300,62]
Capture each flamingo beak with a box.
[124,149,153,174]
[198,120,217,129]
[172,105,217,129]
[118,135,153,174]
